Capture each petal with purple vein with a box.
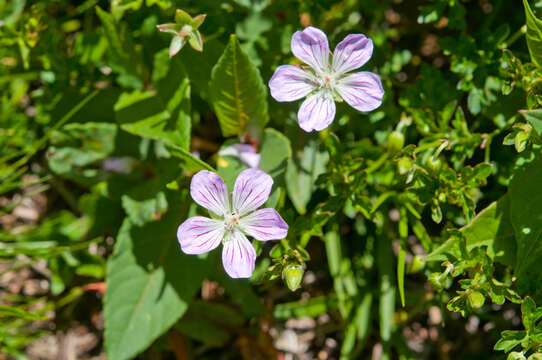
[232,168,273,216]
[291,27,330,74]
[177,216,224,255]
[269,65,317,102]
[221,231,256,278]
[190,170,230,216]
[335,72,384,112]
[239,208,288,241]
[297,92,336,132]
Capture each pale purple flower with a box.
[269,27,384,132]
[177,169,288,278]
[218,144,261,168]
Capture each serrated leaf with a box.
[524,0,542,66]
[104,190,208,360]
[115,49,191,150]
[209,35,269,138]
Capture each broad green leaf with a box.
[115,50,191,150]
[524,0,542,66]
[104,190,208,360]
[426,196,516,266]
[259,128,291,178]
[47,122,117,178]
[209,35,269,138]
[285,141,329,215]
[461,195,516,267]
[121,191,168,226]
[509,153,542,278]
[168,143,215,172]
[521,109,542,138]
[174,300,243,347]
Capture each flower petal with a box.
[335,72,384,112]
[297,92,336,132]
[190,170,230,216]
[269,65,317,102]
[232,168,273,216]
[291,27,330,73]
[219,144,261,168]
[239,208,288,241]
[332,34,374,75]
[222,231,256,278]
[177,216,224,254]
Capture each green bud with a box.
[428,272,444,291]
[388,131,405,153]
[467,291,485,309]
[283,264,304,291]
[407,255,425,273]
[397,157,414,175]
[425,156,442,174]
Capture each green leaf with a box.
[509,153,542,278]
[285,141,329,215]
[524,0,542,66]
[47,122,117,183]
[95,6,142,88]
[522,296,537,332]
[273,295,338,320]
[104,190,208,360]
[377,235,395,345]
[121,191,168,226]
[460,195,516,267]
[397,247,406,307]
[115,49,191,150]
[209,35,269,138]
[258,128,292,178]
[521,110,542,138]
[495,330,528,352]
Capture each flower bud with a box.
[467,291,485,309]
[283,264,304,291]
[397,157,414,175]
[388,131,405,153]
[407,255,425,273]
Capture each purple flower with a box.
[177,169,288,278]
[218,143,261,168]
[269,27,384,132]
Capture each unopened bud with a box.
[468,291,485,309]
[283,264,304,291]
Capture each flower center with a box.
[319,72,336,90]
[224,213,240,232]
